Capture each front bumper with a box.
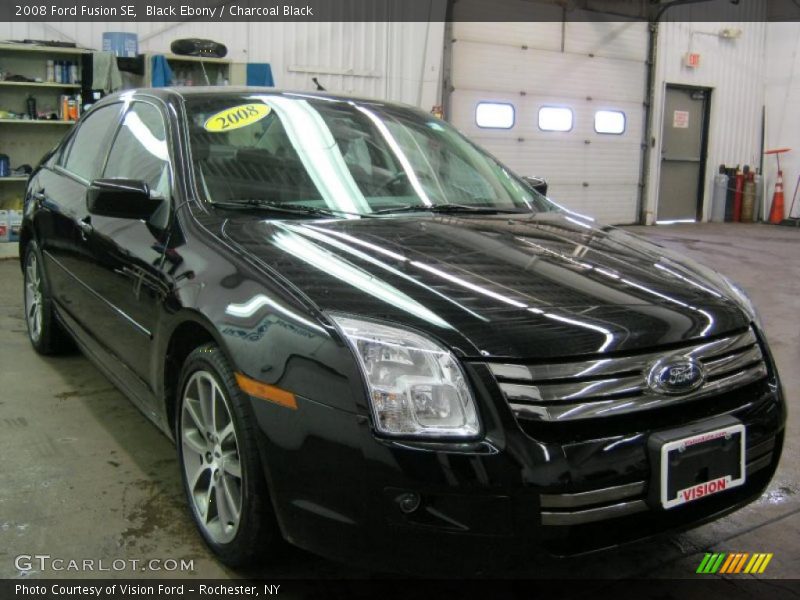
[247,369,785,575]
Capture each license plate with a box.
[660,423,746,509]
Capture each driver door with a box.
[79,100,175,388]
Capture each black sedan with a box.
[19,88,784,573]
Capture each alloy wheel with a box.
[180,370,243,544]
[25,252,43,343]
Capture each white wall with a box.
[765,22,800,219]
[0,20,445,108]
[645,18,767,223]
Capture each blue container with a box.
[0,154,10,178]
[102,32,138,58]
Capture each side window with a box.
[103,102,172,202]
[62,104,122,181]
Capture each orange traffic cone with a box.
[769,169,785,224]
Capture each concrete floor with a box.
[0,223,798,580]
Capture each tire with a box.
[176,343,281,567]
[23,241,73,355]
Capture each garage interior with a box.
[1,0,799,581]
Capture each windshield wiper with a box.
[374,203,523,215]
[211,199,373,219]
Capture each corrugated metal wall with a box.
[644,1,768,222]
[0,18,444,107]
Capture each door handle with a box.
[78,216,93,240]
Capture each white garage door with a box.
[448,12,648,224]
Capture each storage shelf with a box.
[163,53,231,64]
[0,81,81,89]
[0,119,75,125]
[0,42,91,56]
[0,177,29,183]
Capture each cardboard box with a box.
[0,210,9,242]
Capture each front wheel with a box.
[176,344,281,567]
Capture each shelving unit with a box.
[0,81,81,89]
[0,118,75,125]
[140,52,236,87]
[0,42,89,211]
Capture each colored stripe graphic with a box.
[696,554,713,573]
[697,553,726,574]
[733,553,750,573]
[719,554,736,574]
[744,553,774,574]
[700,553,773,574]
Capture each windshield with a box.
[184,93,555,216]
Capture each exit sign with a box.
[684,52,701,68]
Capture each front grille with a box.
[486,327,767,423]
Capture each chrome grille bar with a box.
[541,500,648,526]
[540,481,646,509]
[489,328,757,383]
[487,328,767,422]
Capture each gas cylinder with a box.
[733,166,745,221]
[724,166,736,221]
[753,169,764,221]
[741,171,756,222]
[711,164,728,222]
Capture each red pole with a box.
[733,168,744,222]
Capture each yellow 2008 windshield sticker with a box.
[204,103,271,132]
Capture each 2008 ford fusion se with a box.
[20,88,784,572]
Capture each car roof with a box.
[97,87,409,109]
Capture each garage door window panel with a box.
[538,107,574,132]
[475,102,515,129]
[594,110,626,135]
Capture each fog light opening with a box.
[396,492,422,514]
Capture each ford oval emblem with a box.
[647,357,705,395]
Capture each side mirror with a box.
[87,179,163,220]
[522,175,548,197]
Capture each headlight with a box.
[721,275,763,329]
[331,315,480,438]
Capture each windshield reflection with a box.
[186,93,553,217]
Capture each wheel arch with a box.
[160,312,238,437]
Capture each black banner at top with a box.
[2,0,800,22]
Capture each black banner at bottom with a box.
[4,579,800,600]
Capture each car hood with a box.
[217,212,749,359]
